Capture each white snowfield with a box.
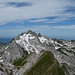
[38,37,49,44]
[0,59,3,62]
[15,32,50,54]
[55,46,60,50]
[15,33,44,54]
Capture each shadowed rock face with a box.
[0,40,28,63]
[0,30,75,75]
[0,62,20,75]
[0,42,4,49]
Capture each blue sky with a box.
[0,0,75,40]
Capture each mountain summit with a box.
[15,30,52,54]
[0,30,75,75]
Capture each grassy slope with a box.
[13,56,28,69]
[25,51,65,75]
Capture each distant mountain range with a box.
[0,30,75,75]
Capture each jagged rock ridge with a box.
[0,30,75,75]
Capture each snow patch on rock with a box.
[15,33,40,54]
[39,37,49,44]
[55,46,60,50]
[5,46,9,50]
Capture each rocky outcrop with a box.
[0,30,75,75]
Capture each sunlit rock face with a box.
[0,30,75,75]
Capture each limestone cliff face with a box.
[0,30,75,75]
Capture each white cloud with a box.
[31,25,75,30]
[1,24,75,33]
[0,0,74,24]
[28,18,48,22]
[53,25,75,29]
[0,24,75,38]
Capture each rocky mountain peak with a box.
[15,30,54,55]
[26,30,33,34]
[0,30,75,75]
[25,30,37,36]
